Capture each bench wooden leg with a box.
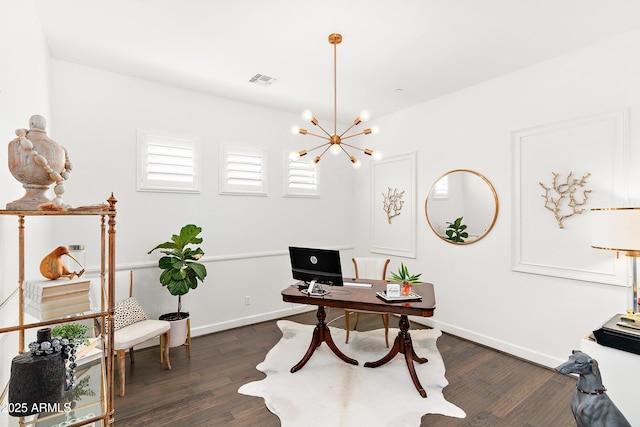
[117,349,126,397]
[163,329,172,370]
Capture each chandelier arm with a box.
[305,142,331,153]
[340,131,368,141]
[339,144,354,157]
[340,142,366,152]
[319,145,332,157]
[312,145,333,164]
[339,123,358,138]
[314,122,333,138]
[304,131,331,140]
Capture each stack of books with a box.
[24,277,92,321]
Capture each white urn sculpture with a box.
[7,115,72,210]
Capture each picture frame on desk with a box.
[371,152,417,258]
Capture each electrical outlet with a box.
[244,296,251,306]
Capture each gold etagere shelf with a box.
[0,194,117,427]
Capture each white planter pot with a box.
[159,312,190,348]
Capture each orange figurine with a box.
[39,246,85,280]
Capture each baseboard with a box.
[192,305,316,337]
[409,316,565,369]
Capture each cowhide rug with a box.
[238,320,465,426]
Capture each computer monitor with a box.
[288,246,343,286]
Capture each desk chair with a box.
[345,257,390,347]
[113,271,171,396]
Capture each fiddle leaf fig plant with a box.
[445,216,469,243]
[388,262,422,284]
[148,224,207,318]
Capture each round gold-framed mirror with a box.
[425,169,499,245]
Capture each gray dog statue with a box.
[556,350,631,427]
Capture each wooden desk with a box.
[281,279,436,397]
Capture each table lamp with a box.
[590,207,640,328]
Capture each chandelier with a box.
[289,33,380,168]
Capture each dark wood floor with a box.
[114,309,577,426]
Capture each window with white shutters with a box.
[220,145,267,195]
[285,156,319,197]
[137,130,200,193]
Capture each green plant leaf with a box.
[188,262,207,281]
[179,224,204,245]
[167,277,191,296]
[171,268,188,281]
[159,269,173,286]
[158,256,174,270]
[147,241,178,254]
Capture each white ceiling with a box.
[34,0,640,124]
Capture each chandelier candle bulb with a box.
[302,110,314,122]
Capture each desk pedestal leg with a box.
[364,314,429,397]
[291,306,359,373]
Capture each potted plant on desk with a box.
[148,224,207,348]
[388,262,422,296]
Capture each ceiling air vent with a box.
[249,74,277,86]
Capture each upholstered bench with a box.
[113,294,171,396]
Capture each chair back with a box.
[352,257,390,280]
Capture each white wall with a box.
[0,0,52,395]
[0,0,52,293]
[353,29,640,368]
[48,60,355,335]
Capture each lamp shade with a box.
[591,207,640,252]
